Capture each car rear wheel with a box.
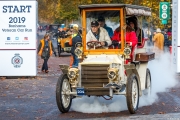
[56,74,72,113]
[143,68,151,96]
[126,73,139,114]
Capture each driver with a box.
[86,20,112,49]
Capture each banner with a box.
[0,1,37,49]
[0,0,37,76]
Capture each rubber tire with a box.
[143,68,151,96]
[126,73,139,114]
[56,74,72,113]
[58,45,61,57]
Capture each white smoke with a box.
[71,51,178,113]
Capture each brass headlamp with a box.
[107,67,119,81]
[123,43,132,59]
[67,68,79,87]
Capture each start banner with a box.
[0,0,37,76]
[0,0,37,49]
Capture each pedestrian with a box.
[152,28,164,58]
[38,33,57,73]
[97,16,113,38]
[54,27,67,38]
[163,31,169,52]
[69,24,82,68]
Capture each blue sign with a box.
[7,37,10,40]
[76,88,85,96]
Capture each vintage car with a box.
[46,24,72,57]
[56,4,154,114]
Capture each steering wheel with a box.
[87,41,103,49]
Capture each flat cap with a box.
[91,20,99,27]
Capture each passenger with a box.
[111,25,138,48]
[127,17,144,43]
[98,16,113,38]
[86,20,112,49]
[69,24,82,68]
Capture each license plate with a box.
[76,88,85,96]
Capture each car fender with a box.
[59,64,70,74]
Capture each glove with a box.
[54,52,57,57]
[112,40,119,46]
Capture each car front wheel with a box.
[56,74,72,113]
[126,73,139,114]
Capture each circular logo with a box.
[162,4,168,10]
[162,13,168,19]
[11,54,23,68]
[14,58,20,64]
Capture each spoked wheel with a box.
[56,74,72,113]
[143,68,151,96]
[126,73,139,114]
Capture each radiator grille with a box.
[81,64,109,95]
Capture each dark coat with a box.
[71,34,82,55]
[37,40,55,59]
[164,33,170,47]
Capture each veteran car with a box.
[56,4,154,114]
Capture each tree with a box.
[37,0,172,30]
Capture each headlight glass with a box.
[123,48,131,56]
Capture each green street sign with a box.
[159,2,170,20]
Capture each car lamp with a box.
[107,68,119,81]
[123,47,131,59]
[67,68,79,87]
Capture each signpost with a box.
[172,0,180,73]
[0,0,38,76]
[159,2,170,24]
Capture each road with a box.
[0,32,180,120]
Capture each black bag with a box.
[41,50,46,58]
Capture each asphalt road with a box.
[0,67,180,120]
[0,32,180,120]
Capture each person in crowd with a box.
[127,17,144,43]
[163,31,170,52]
[69,24,82,68]
[146,30,153,46]
[66,24,74,37]
[152,28,164,57]
[98,16,113,38]
[54,27,67,38]
[111,25,138,48]
[86,20,112,49]
[38,33,57,73]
